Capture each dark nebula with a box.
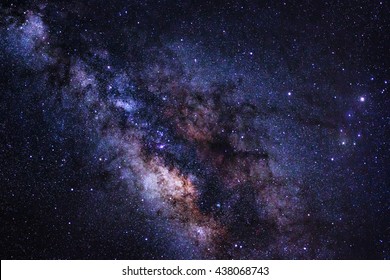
[0,0,389,259]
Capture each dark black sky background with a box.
[0,0,389,259]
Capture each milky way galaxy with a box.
[1,1,389,259]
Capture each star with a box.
[0,0,387,261]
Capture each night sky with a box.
[0,0,389,260]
